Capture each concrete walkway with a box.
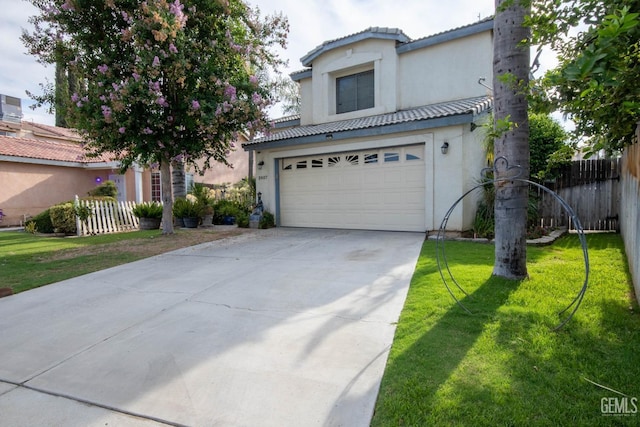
[0,228,424,426]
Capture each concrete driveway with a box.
[0,228,424,426]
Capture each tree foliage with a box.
[528,0,640,155]
[22,0,288,233]
[529,113,568,178]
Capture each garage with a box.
[279,144,426,232]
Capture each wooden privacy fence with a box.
[74,196,139,236]
[536,158,621,231]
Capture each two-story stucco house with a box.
[244,18,494,232]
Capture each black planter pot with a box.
[183,217,199,228]
[139,217,162,230]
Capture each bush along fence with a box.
[536,158,621,231]
[74,196,139,236]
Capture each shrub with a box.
[172,198,203,218]
[49,203,77,234]
[88,180,118,198]
[132,202,163,219]
[259,211,275,229]
[236,211,250,228]
[24,221,38,234]
[26,209,54,234]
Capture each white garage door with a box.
[279,145,426,231]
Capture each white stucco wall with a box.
[308,39,399,125]
[297,29,493,127]
[398,32,493,109]
[254,123,487,232]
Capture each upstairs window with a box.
[336,70,374,114]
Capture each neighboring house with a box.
[244,19,494,232]
[0,95,252,226]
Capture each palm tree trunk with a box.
[492,0,531,279]
[160,160,174,234]
[171,159,187,199]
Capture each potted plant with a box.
[201,203,214,226]
[180,199,204,228]
[213,200,239,225]
[132,202,163,230]
[189,183,215,226]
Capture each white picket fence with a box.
[74,196,140,236]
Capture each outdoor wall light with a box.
[441,141,449,155]
[95,176,103,184]
[257,160,265,170]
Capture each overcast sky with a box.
[1,0,501,125]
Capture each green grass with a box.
[373,234,640,426]
[0,230,163,293]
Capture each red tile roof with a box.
[22,121,83,140]
[0,135,113,164]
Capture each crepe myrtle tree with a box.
[22,0,288,234]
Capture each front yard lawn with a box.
[373,233,639,426]
[0,228,246,294]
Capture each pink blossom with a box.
[169,43,178,54]
[118,127,126,134]
[132,72,141,81]
[61,0,74,11]
[152,56,160,67]
[224,84,237,101]
[156,97,168,107]
[169,0,187,27]
[71,93,79,102]
[97,64,108,74]
[112,83,120,91]
[143,127,153,135]
[249,75,258,85]
[101,105,112,118]
[251,92,262,105]
[191,100,200,110]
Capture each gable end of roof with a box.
[301,27,411,67]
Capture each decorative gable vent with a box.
[0,95,22,124]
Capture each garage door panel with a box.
[280,145,426,232]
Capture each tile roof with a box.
[22,121,82,140]
[0,135,113,164]
[249,96,492,145]
[301,27,411,66]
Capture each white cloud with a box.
[1,0,498,126]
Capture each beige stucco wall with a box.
[0,162,110,225]
[188,144,252,186]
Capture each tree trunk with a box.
[171,159,187,199]
[492,0,531,280]
[160,160,174,234]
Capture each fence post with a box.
[74,195,82,237]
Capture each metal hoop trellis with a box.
[435,157,590,331]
